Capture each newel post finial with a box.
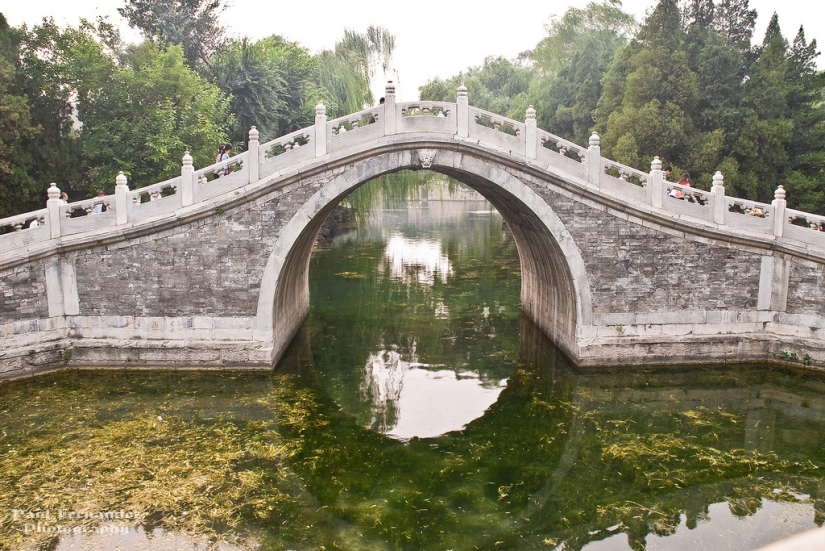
[457,83,469,138]
[46,183,62,238]
[525,105,537,159]
[385,80,396,97]
[315,102,327,157]
[775,184,786,201]
[590,130,602,146]
[589,132,600,147]
[711,171,726,225]
[47,182,60,201]
[115,171,132,225]
[181,151,195,206]
[248,126,260,184]
[651,156,662,171]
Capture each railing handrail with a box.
[538,128,588,157]
[190,150,249,180]
[0,208,48,231]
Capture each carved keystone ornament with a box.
[418,149,437,169]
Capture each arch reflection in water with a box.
[361,349,507,440]
[309,176,518,439]
[383,232,453,286]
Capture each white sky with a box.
[3,0,823,102]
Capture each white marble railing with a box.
[2,82,824,251]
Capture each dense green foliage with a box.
[0,3,393,215]
[421,0,825,213]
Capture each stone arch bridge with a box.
[2,83,825,379]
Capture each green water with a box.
[2,177,825,551]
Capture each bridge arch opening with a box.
[256,148,593,366]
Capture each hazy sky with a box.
[3,0,823,102]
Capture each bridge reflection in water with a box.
[293,179,825,550]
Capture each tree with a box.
[730,13,793,200]
[597,0,698,169]
[317,26,395,117]
[212,36,321,143]
[76,41,232,190]
[9,17,111,205]
[529,0,636,144]
[118,0,227,70]
[420,56,533,121]
[0,14,39,217]
[713,0,757,51]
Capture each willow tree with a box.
[317,26,395,117]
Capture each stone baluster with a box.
[181,151,195,206]
[648,156,664,208]
[115,171,132,225]
[525,105,537,159]
[457,84,469,138]
[47,183,62,238]
[711,171,726,225]
[587,132,601,187]
[248,126,259,184]
[772,185,786,237]
[315,101,327,157]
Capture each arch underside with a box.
[261,148,591,366]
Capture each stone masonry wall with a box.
[519,173,764,314]
[786,258,825,316]
[0,262,48,322]
[74,181,322,318]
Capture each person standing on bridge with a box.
[214,144,227,179]
[223,143,233,175]
[669,173,691,200]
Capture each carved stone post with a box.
[384,81,396,136]
[46,183,61,238]
[181,151,195,206]
[649,156,664,208]
[457,84,469,138]
[315,101,327,157]
[248,126,259,184]
[525,105,537,159]
[115,171,132,225]
[772,185,786,237]
[711,171,726,225]
[587,132,601,187]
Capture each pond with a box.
[1,173,824,551]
